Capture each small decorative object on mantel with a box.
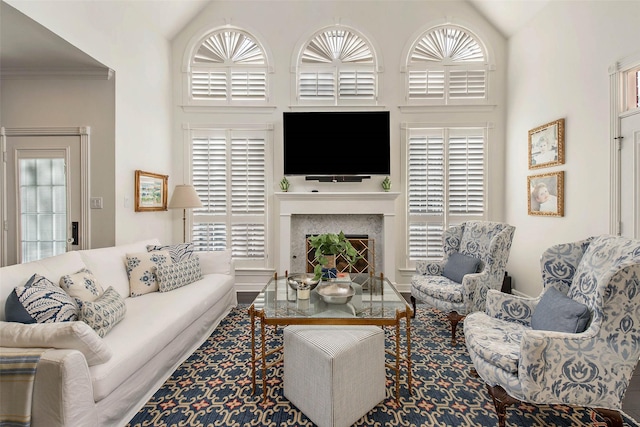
[381,176,391,192]
[279,177,290,192]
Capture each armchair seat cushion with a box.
[411,275,464,303]
[464,312,524,374]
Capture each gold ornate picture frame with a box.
[135,170,168,212]
[528,171,564,217]
[528,118,565,169]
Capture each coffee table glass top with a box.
[251,273,409,321]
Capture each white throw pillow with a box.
[0,320,112,366]
[59,268,104,308]
[79,287,126,338]
[125,250,172,296]
[198,250,232,275]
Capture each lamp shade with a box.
[169,185,203,209]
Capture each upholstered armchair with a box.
[410,221,516,345]
[464,235,640,427]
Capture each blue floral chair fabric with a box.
[410,221,516,345]
[464,235,640,427]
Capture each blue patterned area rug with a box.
[128,305,640,427]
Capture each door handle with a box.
[71,222,79,246]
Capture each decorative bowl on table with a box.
[316,282,355,304]
[287,273,320,291]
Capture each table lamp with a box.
[168,184,203,242]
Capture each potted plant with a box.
[308,231,360,279]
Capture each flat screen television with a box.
[283,111,390,179]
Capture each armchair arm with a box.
[517,329,625,408]
[540,238,593,293]
[484,289,540,326]
[461,270,489,312]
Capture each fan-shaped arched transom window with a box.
[297,27,378,104]
[406,25,489,104]
[189,28,269,103]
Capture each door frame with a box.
[609,52,640,236]
[0,126,91,266]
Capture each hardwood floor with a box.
[237,292,640,423]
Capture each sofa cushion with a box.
[198,250,232,275]
[156,257,202,292]
[0,320,112,366]
[442,252,481,284]
[80,287,126,338]
[531,286,591,333]
[412,275,464,303]
[147,243,196,263]
[59,268,104,308]
[90,274,234,401]
[5,274,78,323]
[125,251,172,297]
[78,239,160,300]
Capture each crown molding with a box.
[0,67,114,80]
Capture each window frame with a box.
[404,124,488,268]
[186,125,272,269]
[183,26,273,109]
[403,24,492,107]
[294,25,382,106]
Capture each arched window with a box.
[296,26,379,105]
[187,28,270,105]
[405,25,489,105]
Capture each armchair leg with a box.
[593,408,623,427]
[410,295,416,318]
[486,384,519,427]
[447,311,465,346]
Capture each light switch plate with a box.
[90,197,103,209]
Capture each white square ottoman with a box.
[283,325,385,427]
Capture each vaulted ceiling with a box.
[0,0,548,76]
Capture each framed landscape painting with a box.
[135,170,168,212]
[528,118,565,169]
[528,171,564,217]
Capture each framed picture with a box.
[135,170,168,212]
[528,118,565,169]
[528,171,564,217]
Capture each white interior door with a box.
[5,135,82,265]
[620,110,640,239]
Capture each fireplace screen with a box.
[305,235,375,276]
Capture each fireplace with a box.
[305,234,375,275]
[276,192,399,282]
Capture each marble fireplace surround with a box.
[276,192,400,282]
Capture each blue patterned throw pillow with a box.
[147,243,195,263]
[5,274,78,323]
[531,286,591,333]
[59,268,104,308]
[80,287,126,338]
[125,251,172,297]
[156,257,202,292]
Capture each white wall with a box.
[172,0,507,288]
[504,0,640,296]
[6,0,175,246]
[0,77,116,248]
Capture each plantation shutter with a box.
[406,26,487,104]
[191,130,267,261]
[298,27,377,103]
[190,29,267,103]
[407,127,486,262]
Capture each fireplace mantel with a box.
[276,192,400,281]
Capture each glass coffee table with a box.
[248,272,412,402]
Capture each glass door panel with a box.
[19,157,68,262]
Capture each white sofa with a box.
[0,239,237,427]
